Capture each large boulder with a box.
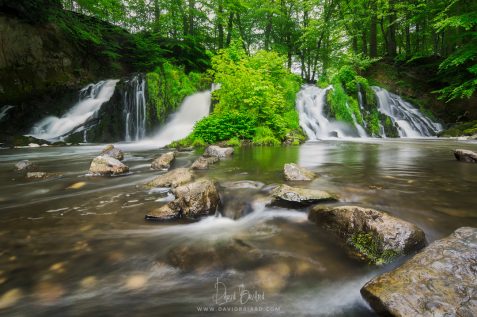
[204,145,234,158]
[101,144,124,161]
[271,184,337,207]
[151,151,176,170]
[14,160,38,172]
[309,205,426,264]
[361,227,477,316]
[454,149,477,163]
[172,179,220,219]
[283,163,315,181]
[144,168,193,188]
[89,155,129,176]
[191,156,219,170]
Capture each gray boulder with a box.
[172,179,220,218]
[191,156,219,170]
[454,149,477,163]
[89,155,129,176]
[204,145,234,158]
[101,144,124,161]
[151,151,176,170]
[144,168,193,188]
[283,163,315,181]
[309,205,426,264]
[145,204,180,221]
[361,227,477,316]
[271,184,337,207]
[15,160,38,172]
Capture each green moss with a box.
[328,83,354,123]
[349,232,399,265]
[439,120,477,137]
[365,109,381,136]
[253,126,281,146]
[226,137,241,147]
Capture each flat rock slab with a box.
[361,227,477,316]
[271,184,337,207]
[144,168,193,188]
[89,155,129,176]
[204,145,234,158]
[145,204,179,221]
[454,149,477,163]
[151,151,176,170]
[309,205,426,264]
[283,163,315,181]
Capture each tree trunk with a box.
[388,0,397,57]
[217,0,224,49]
[370,11,377,57]
[225,12,234,46]
[188,0,195,36]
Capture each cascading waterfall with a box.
[0,105,14,121]
[373,86,442,137]
[296,85,365,139]
[30,80,118,140]
[123,74,147,141]
[297,84,442,140]
[137,89,211,148]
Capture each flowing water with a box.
[29,80,119,141]
[0,139,476,316]
[124,75,147,142]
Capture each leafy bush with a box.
[253,126,281,146]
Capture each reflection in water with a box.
[0,139,476,316]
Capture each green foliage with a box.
[349,232,399,265]
[366,110,381,137]
[327,83,353,123]
[147,62,203,122]
[439,120,477,137]
[191,112,257,144]
[226,137,241,147]
[190,45,301,146]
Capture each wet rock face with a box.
[361,227,477,316]
[101,145,124,161]
[271,184,337,207]
[172,179,220,219]
[26,172,50,179]
[145,168,193,188]
[89,155,129,176]
[14,160,38,172]
[204,145,234,158]
[283,163,315,181]
[454,149,477,163]
[309,205,426,264]
[145,204,180,221]
[151,151,176,170]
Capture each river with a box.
[0,139,476,316]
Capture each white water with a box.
[296,85,365,139]
[0,105,14,121]
[373,86,442,137]
[124,75,147,141]
[30,80,118,140]
[135,90,211,148]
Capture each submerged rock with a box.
[361,227,477,316]
[454,149,477,163]
[101,144,124,161]
[309,205,426,264]
[220,180,265,190]
[271,184,337,207]
[166,239,262,272]
[151,151,176,170]
[145,204,180,221]
[144,168,193,188]
[204,145,234,158]
[26,172,51,179]
[191,156,219,170]
[89,155,129,176]
[283,163,315,181]
[172,179,220,219]
[14,160,38,172]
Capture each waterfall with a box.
[373,87,442,137]
[30,80,118,140]
[137,90,211,148]
[0,105,14,121]
[123,74,147,141]
[296,85,365,139]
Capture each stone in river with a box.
[145,204,180,221]
[151,151,176,170]
[270,184,337,207]
[454,149,477,163]
[361,227,477,316]
[309,205,426,264]
[203,145,234,158]
[191,156,219,170]
[101,144,124,161]
[89,155,129,175]
[283,163,316,181]
[144,168,193,188]
[14,160,38,172]
[172,179,220,219]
